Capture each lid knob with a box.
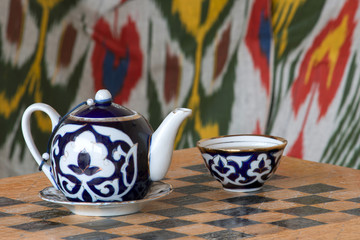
[95,89,112,105]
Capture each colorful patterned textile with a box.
[270,0,360,168]
[0,0,359,177]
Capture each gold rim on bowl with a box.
[196,134,288,153]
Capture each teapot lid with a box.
[69,89,139,121]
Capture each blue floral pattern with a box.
[202,150,283,190]
[51,124,138,202]
[68,150,101,176]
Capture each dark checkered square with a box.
[206,217,260,228]
[63,232,120,240]
[347,197,360,203]
[150,207,204,218]
[0,211,13,218]
[341,208,360,216]
[76,219,130,230]
[32,200,63,208]
[132,230,186,240]
[177,173,214,183]
[290,184,343,194]
[23,209,72,219]
[284,195,337,205]
[198,229,253,239]
[215,206,268,217]
[183,164,208,173]
[10,220,66,232]
[174,184,218,194]
[271,217,325,230]
[142,219,193,229]
[222,195,276,205]
[160,194,210,206]
[0,197,24,207]
[276,206,332,217]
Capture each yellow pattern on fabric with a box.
[304,16,348,88]
[272,0,305,57]
[173,0,225,144]
[0,0,61,132]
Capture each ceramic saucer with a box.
[39,181,172,216]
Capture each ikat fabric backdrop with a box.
[0,0,360,177]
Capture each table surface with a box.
[1,148,360,239]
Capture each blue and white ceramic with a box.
[22,89,191,202]
[197,135,287,192]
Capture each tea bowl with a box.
[197,134,287,192]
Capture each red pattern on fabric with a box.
[288,129,304,158]
[245,0,270,95]
[58,23,77,68]
[164,45,181,103]
[291,0,357,121]
[6,0,23,45]
[91,16,143,104]
[214,23,231,80]
[253,120,262,134]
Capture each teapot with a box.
[21,89,191,202]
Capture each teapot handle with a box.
[21,103,61,189]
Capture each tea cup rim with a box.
[197,134,288,153]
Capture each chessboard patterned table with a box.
[0,148,360,239]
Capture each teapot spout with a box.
[149,108,192,181]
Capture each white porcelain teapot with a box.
[22,89,191,202]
